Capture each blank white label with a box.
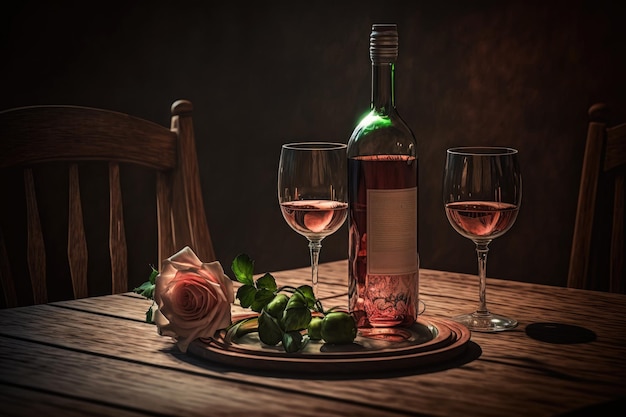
[367,187,418,275]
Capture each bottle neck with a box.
[371,62,395,115]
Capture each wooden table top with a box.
[1,260,625,416]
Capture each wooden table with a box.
[1,260,625,416]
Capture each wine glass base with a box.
[452,311,518,332]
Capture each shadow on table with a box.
[174,340,482,380]
[525,322,597,344]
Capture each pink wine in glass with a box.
[280,200,348,240]
[445,201,519,241]
[348,155,419,328]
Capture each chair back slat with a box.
[568,121,605,290]
[156,172,175,269]
[610,174,624,292]
[606,121,626,293]
[605,123,626,171]
[68,163,89,299]
[108,161,128,294]
[24,168,47,304]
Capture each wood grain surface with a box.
[0,261,624,417]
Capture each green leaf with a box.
[145,305,154,324]
[282,306,311,332]
[285,291,307,309]
[226,317,258,339]
[296,285,316,309]
[256,273,277,292]
[231,254,254,285]
[282,331,304,353]
[133,267,158,300]
[236,284,257,308]
[148,266,158,284]
[133,281,155,300]
[258,311,283,346]
[250,288,276,313]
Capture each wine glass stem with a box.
[475,242,490,315]
[308,239,322,299]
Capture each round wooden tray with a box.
[188,314,471,374]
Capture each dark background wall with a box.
[2,0,625,299]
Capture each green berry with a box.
[308,316,323,340]
[321,312,357,344]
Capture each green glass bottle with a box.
[347,23,419,329]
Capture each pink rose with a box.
[154,246,234,353]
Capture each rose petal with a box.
[165,246,203,271]
[153,308,177,338]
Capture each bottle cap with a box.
[370,24,398,63]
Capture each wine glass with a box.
[278,142,348,299]
[442,146,522,332]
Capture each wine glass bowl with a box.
[278,142,348,298]
[443,146,521,332]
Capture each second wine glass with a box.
[278,142,348,299]
[442,146,522,332]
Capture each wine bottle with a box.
[347,23,419,329]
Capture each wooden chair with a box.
[0,100,216,307]
[568,103,626,293]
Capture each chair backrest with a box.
[568,103,626,293]
[0,100,216,307]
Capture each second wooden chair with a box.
[568,103,626,293]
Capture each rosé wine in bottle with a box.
[347,24,419,329]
